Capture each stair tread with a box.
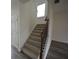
[27,38,41,48]
[24,43,40,54]
[33,30,43,33]
[31,32,41,36]
[35,28,44,31]
[22,47,39,59]
[29,36,41,42]
[37,24,46,26]
[35,26,46,29]
[36,24,46,27]
[31,34,41,38]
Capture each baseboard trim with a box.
[11,45,21,52]
[52,39,68,44]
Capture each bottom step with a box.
[22,47,39,59]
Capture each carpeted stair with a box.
[22,24,46,59]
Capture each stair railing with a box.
[40,17,49,59]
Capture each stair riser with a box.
[25,44,40,54]
[22,48,38,59]
[30,36,41,40]
[27,39,41,48]
[30,38,41,42]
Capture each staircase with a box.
[21,24,47,59]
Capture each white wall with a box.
[19,0,37,50]
[53,11,68,43]
[11,0,20,50]
[43,0,54,59]
[43,0,68,59]
[53,0,68,43]
[11,0,37,51]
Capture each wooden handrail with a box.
[40,17,49,59]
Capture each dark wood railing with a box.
[40,17,49,59]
